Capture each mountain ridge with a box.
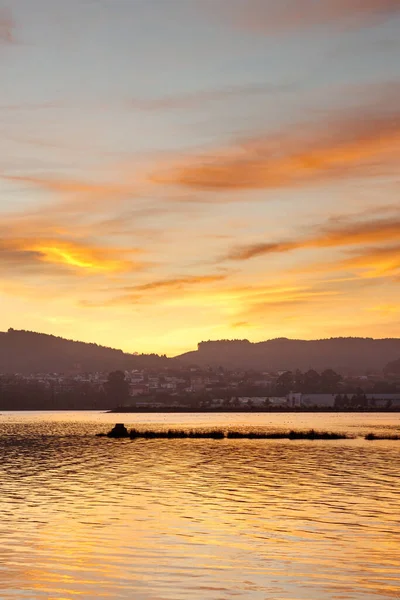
[0,329,172,373]
[1,329,400,374]
[176,337,400,373]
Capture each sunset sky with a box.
[0,0,399,355]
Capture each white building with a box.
[238,396,268,407]
[268,396,288,407]
[287,392,302,407]
[300,394,336,408]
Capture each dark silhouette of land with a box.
[2,329,400,374]
[1,329,400,411]
[385,357,400,376]
[0,328,172,373]
[177,338,400,373]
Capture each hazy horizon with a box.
[1,0,399,355]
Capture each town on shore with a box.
[1,364,400,411]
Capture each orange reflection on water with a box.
[0,413,399,599]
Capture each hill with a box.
[384,357,400,376]
[0,329,172,374]
[2,330,400,376]
[176,338,400,374]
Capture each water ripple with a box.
[0,412,399,599]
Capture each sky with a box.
[0,0,399,356]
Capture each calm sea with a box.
[0,412,399,600]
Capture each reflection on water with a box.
[0,412,399,599]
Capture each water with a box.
[0,412,399,600]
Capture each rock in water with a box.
[107,423,129,438]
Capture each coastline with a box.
[107,406,400,413]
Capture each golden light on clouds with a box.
[0,237,142,275]
[1,2,399,353]
[37,244,96,270]
[151,109,400,193]
[341,246,400,279]
[225,218,400,262]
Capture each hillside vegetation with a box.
[177,338,400,373]
[0,329,171,373]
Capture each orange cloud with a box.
[212,0,400,34]
[368,303,400,314]
[85,274,230,307]
[151,103,400,192]
[0,237,143,275]
[212,275,394,333]
[131,274,228,292]
[226,217,400,261]
[239,291,342,321]
[0,172,146,244]
[231,321,252,329]
[288,244,400,282]
[90,275,345,319]
[339,245,400,278]
[1,174,133,200]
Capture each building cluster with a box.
[1,366,400,410]
[0,371,107,392]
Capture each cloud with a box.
[85,274,230,307]
[1,173,134,201]
[368,303,400,314]
[92,275,345,321]
[0,247,43,270]
[150,93,400,193]
[339,245,400,278]
[0,169,195,273]
[130,274,228,292]
[0,172,146,239]
[283,244,400,282]
[218,283,346,327]
[242,291,341,318]
[0,7,14,44]
[227,242,296,261]
[221,276,391,330]
[231,321,251,329]
[225,217,400,261]
[211,0,400,34]
[0,237,144,275]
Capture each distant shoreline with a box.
[107,407,400,413]
[0,407,399,413]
